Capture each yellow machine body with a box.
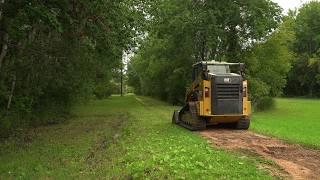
[173,61,251,130]
[198,80,251,125]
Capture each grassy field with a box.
[0,95,272,179]
[252,98,320,148]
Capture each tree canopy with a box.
[285,1,320,97]
[128,0,292,108]
[0,0,150,136]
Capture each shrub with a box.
[255,96,275,111]
[94,84,113,99]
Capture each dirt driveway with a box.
[200,129,320,180]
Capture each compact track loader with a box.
[172,61,251,130]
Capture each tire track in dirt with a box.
[200,129,320,180]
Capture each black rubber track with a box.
[235,118,250,130]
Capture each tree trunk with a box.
[0,0,4,21]
[308,81,315,97]
[0,32,8,73]
[0,0,8,74]
[120,64,123,96]
[201,38,206,61]
[7,73,16,110]
[5,38,27,110]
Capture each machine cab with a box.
[192,62,240,81]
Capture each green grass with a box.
[252,98,320,148]
[0,95,272,179]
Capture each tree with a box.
[128,0,286,108]
[0,0,150,136]
[245,16,295,108]
[285,1,320,97]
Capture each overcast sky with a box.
[272,0,316,13]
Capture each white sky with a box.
[272,0,316,14]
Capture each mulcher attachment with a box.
[172,104,206,131]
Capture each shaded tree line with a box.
[128,0,293,109]
[129,0,320,109]
[0,0,149,136]
[285,2,320,97]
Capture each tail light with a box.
[205,87,210,97]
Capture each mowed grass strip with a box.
[114,96,271,179]
[0,95,135,179]
[104,96,273,179]
[0,95,272,179]
[252,98,320,148]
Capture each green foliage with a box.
[0,0,150,136]
[285,1,320,97]
[255,97,275,111]
[94,81,119,99]
[129,0,289,108]
[245,17,294,109]
[128,36,193,104]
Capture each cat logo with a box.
[224,78,231,83]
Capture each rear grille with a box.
[216,84,240,100]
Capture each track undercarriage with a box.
[172,104,250,130]
[172,104,206,131]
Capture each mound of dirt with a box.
[200,129,320,179]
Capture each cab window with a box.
[207,65,230,74]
